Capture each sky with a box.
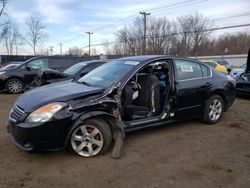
[1,0,250,55]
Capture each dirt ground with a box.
[0,92,250,188]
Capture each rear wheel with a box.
[202,95,224,124]
[69,118,112,157]
[6,78,25,94]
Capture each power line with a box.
[94,0,207,34]
[149,0,207,17]
[146,0,199,12]
[211,13,250,21]
[58,0,206,44]
[80,23,250,48]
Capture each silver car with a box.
[230,63,246,79]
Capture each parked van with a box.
[0,56,86,93]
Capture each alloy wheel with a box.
[8,80,23,93]
[70,125,104,157]
[208,98,222,121]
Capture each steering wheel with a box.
[128,80,141,91]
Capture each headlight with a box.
[25,102,68,123]
[0,71,5,76]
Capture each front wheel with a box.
[69,118,112,157]
[6,78,25,94]
[202,95,224,124]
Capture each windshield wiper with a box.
[81,81,92,87]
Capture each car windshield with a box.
[78,60,138,88]
[239,63,246,69]
[63,63,86,75]
[216,60,229,65]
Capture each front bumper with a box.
[7,117,72,151]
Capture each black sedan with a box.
[235,49,250,95]
[30,60,107,87]
[7,56,236,158]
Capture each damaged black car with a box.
[7,56,236,158]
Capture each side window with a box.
[175,59,204,80]
[27,58,48,70]
[201,64,211,77]
[49,58,73,71]
[206,62,216,68]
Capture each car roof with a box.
[76,60,108,65]
[118,55,198,63]
[200,60,218,64]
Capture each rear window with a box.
[175,59,211,80]
[216,60,229,65]
[204,61,216,68]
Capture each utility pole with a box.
[86,32,94,56]
[59,43,63,55]
[49,46,54,55]
[139,11,151,55]
[124,32,127,56]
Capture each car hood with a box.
[16,81,105,112]
[37,68,69,79]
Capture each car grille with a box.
[10,105,25,122]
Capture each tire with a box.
[69,118,112,157]
[5,78,25,94]
[202,95,224,124]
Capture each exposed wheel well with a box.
[65,113,117,147]
[208,90,228,111]
[5,77,26,88]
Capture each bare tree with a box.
[25,17,47,55]
[173,13,212,56]
[116,17,144,56]
[68,47,85,56]
[0,0,8,18]
[147,17,176,55]
[0,0,8,42]
[1,20,21,55]
[102,40,113,55]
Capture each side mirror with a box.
[26,65,32,71]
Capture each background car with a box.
[30,60,108,88]
[215,59,232,73]
[0,56,87,94]
[235,49,250,94]
[200,60,228,74]
[230,63,246,79]
[7,56,235,158]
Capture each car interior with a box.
[121,60,171,121]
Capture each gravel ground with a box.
[0,92,250,188]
